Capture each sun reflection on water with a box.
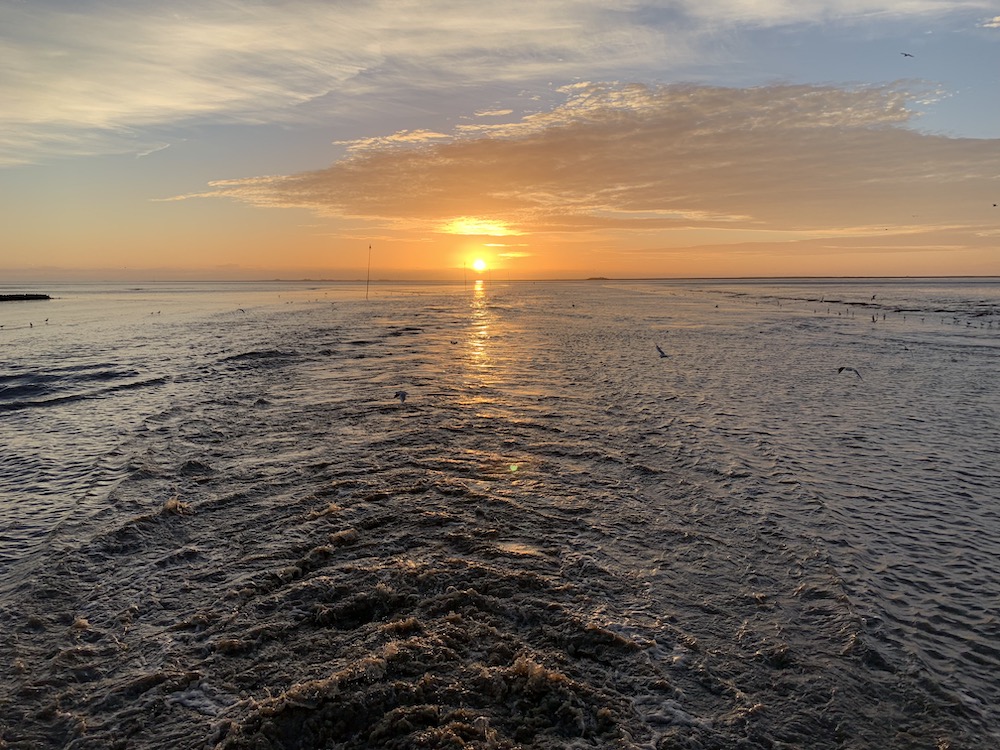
[461,278,503,405]
[459,279,533,480]
[469,279,489,362]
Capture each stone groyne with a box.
[0,294,50,302]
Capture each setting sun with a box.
[472,258,487,273]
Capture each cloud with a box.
[4,0,997,165]
[198,81,999,248]
[335,130,453,155]
[0,0,660,164]
[136,143,172,158]
[676,0,993,27]
[982,15,1000,27]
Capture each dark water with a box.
[1,279,998,748]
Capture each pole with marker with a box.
[366,244,371,300]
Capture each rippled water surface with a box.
[1,278,998,749]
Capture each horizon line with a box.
[4,274,1000,286]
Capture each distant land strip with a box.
[0,294,50,302]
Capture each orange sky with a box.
[2,2,998,281]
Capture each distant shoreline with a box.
[0,294,50,302]
[1,276,999,287]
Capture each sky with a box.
[2,1,999,281]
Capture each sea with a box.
[0,278,998,749]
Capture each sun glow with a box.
[442,217,517,236]
[472,258,487,273]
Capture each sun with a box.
[472,258,487,273]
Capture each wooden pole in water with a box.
[365,244,371,300]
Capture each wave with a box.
[0,371,167,412]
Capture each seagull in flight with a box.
[655,344,668,358]
[838,367,863,380]
[901,52,914,57]
[393,390,408,403]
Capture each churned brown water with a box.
[2,279,998,748]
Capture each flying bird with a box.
[901,52,914,57]
[655,344,668,358]
[393,390,408,403]
[838,367,863,380]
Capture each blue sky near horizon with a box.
[2,1,998,280]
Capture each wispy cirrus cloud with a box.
[674,0,993,26]
[0,0,657,165]
[335,130,453,155]
[3,0,997,166]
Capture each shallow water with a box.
[1,278,998,748]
